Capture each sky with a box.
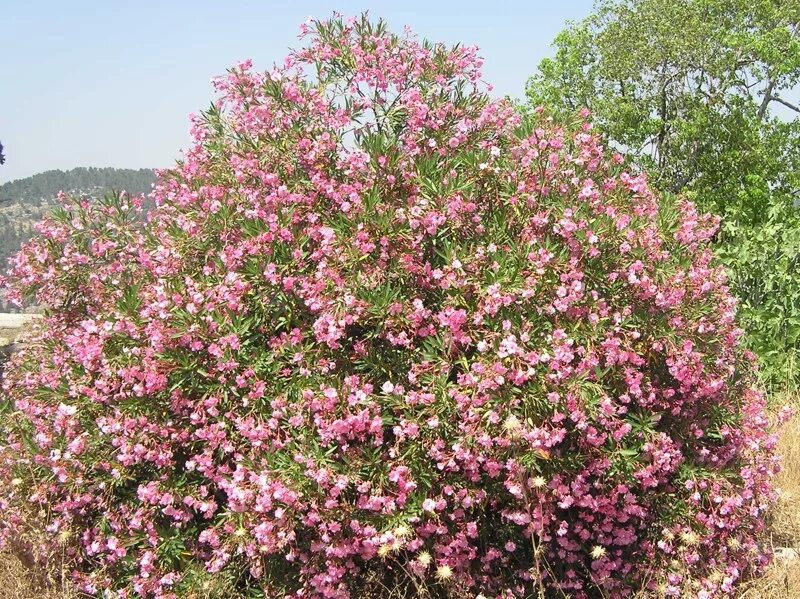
[1,1,594,184]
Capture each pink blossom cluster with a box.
[0,14,781,599]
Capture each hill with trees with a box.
[0,167,155,206]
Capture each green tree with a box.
[525,0,800,387]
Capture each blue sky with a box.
[1,1,593,183]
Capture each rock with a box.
[774,547,799,561]
[0,314,39,329]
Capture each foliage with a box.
[524,0,800,387]
[0,15,782,599]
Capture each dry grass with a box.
[738,555,800,599]
[769,402,800,547]
[3,401,800,598]
[0,547,77,599]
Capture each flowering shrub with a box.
[0,15,782,599]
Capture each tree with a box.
[0,141,5,165]
[525,0,800,386]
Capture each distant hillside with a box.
[0,167,155,206]
[0,167,156,311]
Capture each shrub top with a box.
[0,14,780,599]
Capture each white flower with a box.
[503,414,521,432]
[436,564,453,581]
[590,545,607,559]
[680,530,700,546]
[393,524,411,538]
[726,537,741,549]
[417,551,432,566]
[58,403,77,416]
[381,381,395,394]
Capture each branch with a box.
[771,95,800,114]
[757,79,776,121]
[671,140,704,193]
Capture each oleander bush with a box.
[0,15,783,599]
